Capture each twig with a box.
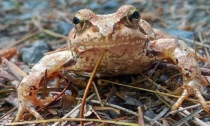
[0,72,17,81]
[193,35,198,62]
[6,117,138,126]
[180,108,208,126]
[6,31,40,48]
[0,47,17,62]
[170,104,201,114]
[198,32,210,65]
[100,79,205,104]
[42,81,70,109]
[0,107,17,121]
[91,100,163,126]
[80,51,104,126]
[173,108,205,126]
[91,107,102,120]
[52,93,95,126]
[92,82,103,107]
[41,29,67,39]
[0,89,14,94]
[42,69,48,98]
[103,86,116,106]
[91,99,137,115]
[138,107,145,126]
[160,94,207,126]
[150,108,169,125]
[155,94,172,109]
[156,62,210,76]
[32,17,67,39]
[148,60,161,78]
[2,57,26,81]
[179,37,210,49]
[141,73,170,92]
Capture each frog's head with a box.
[68,5,154,54]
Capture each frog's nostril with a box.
[114,23,121,30]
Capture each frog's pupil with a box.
[73,17,80,25]
[132,11,140,19]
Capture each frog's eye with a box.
[126,8,141,27]
[72,13,86,31]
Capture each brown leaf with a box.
[0,47,17,63]
[2,58,26,81]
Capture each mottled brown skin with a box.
[15,5,209,121]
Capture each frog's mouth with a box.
[71,32,149,51]
[74,39,146,53]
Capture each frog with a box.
[14,5,209,121]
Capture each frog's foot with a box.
[15,106,43,122]
[172,80,209,112]
[14,97,47,122]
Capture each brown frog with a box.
[15,5,209,121]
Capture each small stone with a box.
[124,95,142,106]
[102,1,120,11]
[23,0,49,9]
[19,40,52,65]
[164,29,194,40]
[56,21,72,35]
[160,74,169,82]
[88,2,100,10]
[2,1,15,10]
[144,108,156,118]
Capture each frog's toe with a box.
[172,89,189,110]
[172,84,209,112]
[15,97,48,122]
[27,106,44,120]
[194,88,209,111]
[14,106,25,122]
[15,104,44,122]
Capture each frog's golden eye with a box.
[126,8,141,27]
[72,13,86,31]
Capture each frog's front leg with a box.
[148,38,209,111]
[15,50,75,121]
